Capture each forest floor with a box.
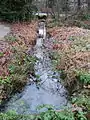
[47,19,90,114]
[48,23,90,90]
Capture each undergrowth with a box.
[0,45,37,105]
[76,71,90,84]
[80,13,90,21]
[50,34,90,89]
[72,94,90,111]
[0,105,88,120]
[49,27,90,119]
[7,49,36,93]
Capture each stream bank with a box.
[47,19,90,115]
[0,21,37,107]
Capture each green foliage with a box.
[0,0,37,22]
[80,73,90,84]
[5,35,17,43]
[50,51,60,70]
[0,106,88,120]
[24,54,37,74]
[77,71,90,84]
[0,76,11,85]
[0,52,4,57]
[81,14,90,20]
[72,20,90,30]
[37,106,75,120]
[0,111,35,120]
[36,105,88,120]
[80,23,90,30]
[7,51,36,92]
[8,51,36,75]
[76,111,87,120]
[69,36,76,41]
[72,95,90,111]
[36,104,54,111]
[8,64,16,74]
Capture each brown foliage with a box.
[11,21,37,46]
[0,21,37,101]
[48,26,90,89]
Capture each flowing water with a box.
[3,21,68,114]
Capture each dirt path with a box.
[0,24,10,40]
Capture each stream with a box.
[3,21,68,114]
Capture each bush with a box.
[0,0,37,22]
[77,72,90,84]
[81,14,90,20]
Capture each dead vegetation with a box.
[11,21,37,47]
[48,26,90,91]
[0,21,37,103]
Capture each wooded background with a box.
[0,0,89,21]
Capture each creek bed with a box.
[2,21,69,114]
